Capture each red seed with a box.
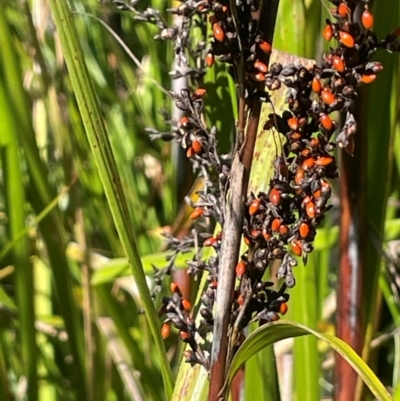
[306,201,316,218]
[291,240,302,256]
[209,280,218,289]
[299,222,310,238]
[338,3,349,18]
[269,188,281,205]
[186,147,195,158]
[203,237,217,247]
[339,31,355,48]
[321,88,336,105]
[271,218,281,232]
[181,299,191,311]
[236,261,246,278]
[323,24,333,41]
[360,74,376,84]
[258,40,272,54]
[295,168,305,185]
[279,225,289,235]
[193,88,207,98]
[190,206,204,220]
[320,114,333,131]
[161,323,170,339]
[362,9,374,30]
[179,116,190,128]
[312,77,322,93]
[279,302,288,315]
[315,156,334,166]
[206,52,215,67]
[310,138,320,148]
[237,295,245,306]
[249,199,261,215]
[180,331,190,341]
[254,60,268,73]
[262,228,271,241]
[213,23,225,42]
[302,157,315,171]
[251,229,261,238]
[333,56,345,73]
[291,132,302,141]
[170,282,181,294]
[313,189,321,199]
[288,117,298,131]
[254,72,266,82]
[192,140,203,154]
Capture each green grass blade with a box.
[47,1,173,397]
[0,64,38,401]
[227,321,393,401]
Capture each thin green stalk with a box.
[47,1,173,397]
[0,77,37,401]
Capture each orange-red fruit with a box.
[193,88,206,98]
[362,9,374,30]
[295,168,305,185]
[299,222,310,238]
[262,228,272,241]
[181,299,192,311]
[323,24,333,41]
[206,52,215,67]
[236,261,246,277]
[170,282,181,294]
[244,236,251,246]
[203,237,217,247]
[312,78,322,93]
[249,199,261,215]
[213,23,225,42]
[192,140,202,154]
[254,72,266,82]
[254,60,268,73]
[302,157,315,171]
[338,3,349,18]
[269,188,281,205]
[320,114,333,131]
[339,31,355,48]
[180,331,190,341]
[271,218,281,232]
[288,117,298,131]
[313,189,322,199]
[360,74,376,84]
[291,132,302,141]
[237,295,245,306]
[333,56,345,73]
[258,40,272,54]
[179,116,190,127]
[315,156,334,166]
[279,302,289,315]
[321,88,336,105]
[161,323,170,339]
[251,229,261,238]
[190,206,204,220]
[279,225,289,235]
[306,201,316,219]
[186,147,195,158]
[291,240,302,256]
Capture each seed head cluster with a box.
[114,0,400,369]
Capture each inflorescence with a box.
[114,0,400,370]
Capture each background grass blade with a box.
[47,0,173,397]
